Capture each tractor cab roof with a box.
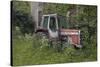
[42,14,66,17]
[43,13,57,16]
[42,13,68,29]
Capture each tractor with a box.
[35,14,82,51]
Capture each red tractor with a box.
[36,14,82,51]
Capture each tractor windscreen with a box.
[43,16,49,28]
[58,16,68,29]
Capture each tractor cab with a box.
[36,14,82,49]
[41,14,68,38]
[41,14,58,38]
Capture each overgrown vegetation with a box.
[12,1,97,66]
[13,32,97,66]
[12,1,34,35]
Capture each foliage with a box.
[13,34,97,66]
[43,3,75,16]
[12,1,34,35]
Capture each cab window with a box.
[58,16,68,29]
[43,16,48,28]
[49,16,56,32]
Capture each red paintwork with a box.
[70,35,80,45]
[60,29,80,45]
[36,28,80,45]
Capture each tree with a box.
[12,1,35,35]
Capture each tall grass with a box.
[12,33,97,66]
